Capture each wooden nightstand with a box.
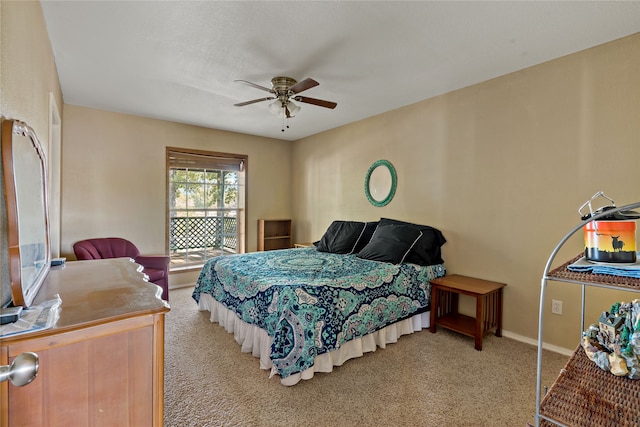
[429,274,506,351]
[294,242,313,248]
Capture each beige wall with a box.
[1,1,62,142]
[61,105,292,286]
[292,34,640,351]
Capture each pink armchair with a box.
[73,237,170,301]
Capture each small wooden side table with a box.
[294,242,313,248]
[429,274,506,351]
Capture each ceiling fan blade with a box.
[234,97,274,107]
[288,78,319,94]
[234,80,274,93]
[294,96,337,109]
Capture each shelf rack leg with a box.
[535,276,547,427]
[581,284,586,340]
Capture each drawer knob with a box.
[0,352,39,386]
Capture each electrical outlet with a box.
[552,299,563,315]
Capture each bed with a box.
[192,218,446,385]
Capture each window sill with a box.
[169,265,203,274]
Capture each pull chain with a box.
[281,110,291,132]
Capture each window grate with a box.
[169,216,237,251]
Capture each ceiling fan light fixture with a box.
[268,99,301,117]
[234,76,336,131]
[268,100,282,116]
[287,100,300,115]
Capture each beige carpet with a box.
[164,286,568,427]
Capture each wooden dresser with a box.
[0,258,169,427]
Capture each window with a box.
[167,148,246,271]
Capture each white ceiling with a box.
[41,1,640,141]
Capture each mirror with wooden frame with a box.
[1,119,50,307]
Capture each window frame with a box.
[166,147,248,272]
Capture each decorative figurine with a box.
[583,299,640,379]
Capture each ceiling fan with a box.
[234,76,337,131]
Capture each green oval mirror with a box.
[364,159,396,207]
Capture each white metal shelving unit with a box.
[534,201,640,427]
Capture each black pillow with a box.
[316,221,367,254]
[352,221,379,253]
[378,218,446,266]
[357,223,423,264]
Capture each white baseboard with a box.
[502,330,574,357]
[169,282,196,290]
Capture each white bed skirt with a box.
[198,293,430,386]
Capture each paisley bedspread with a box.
[192,247,445,379]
